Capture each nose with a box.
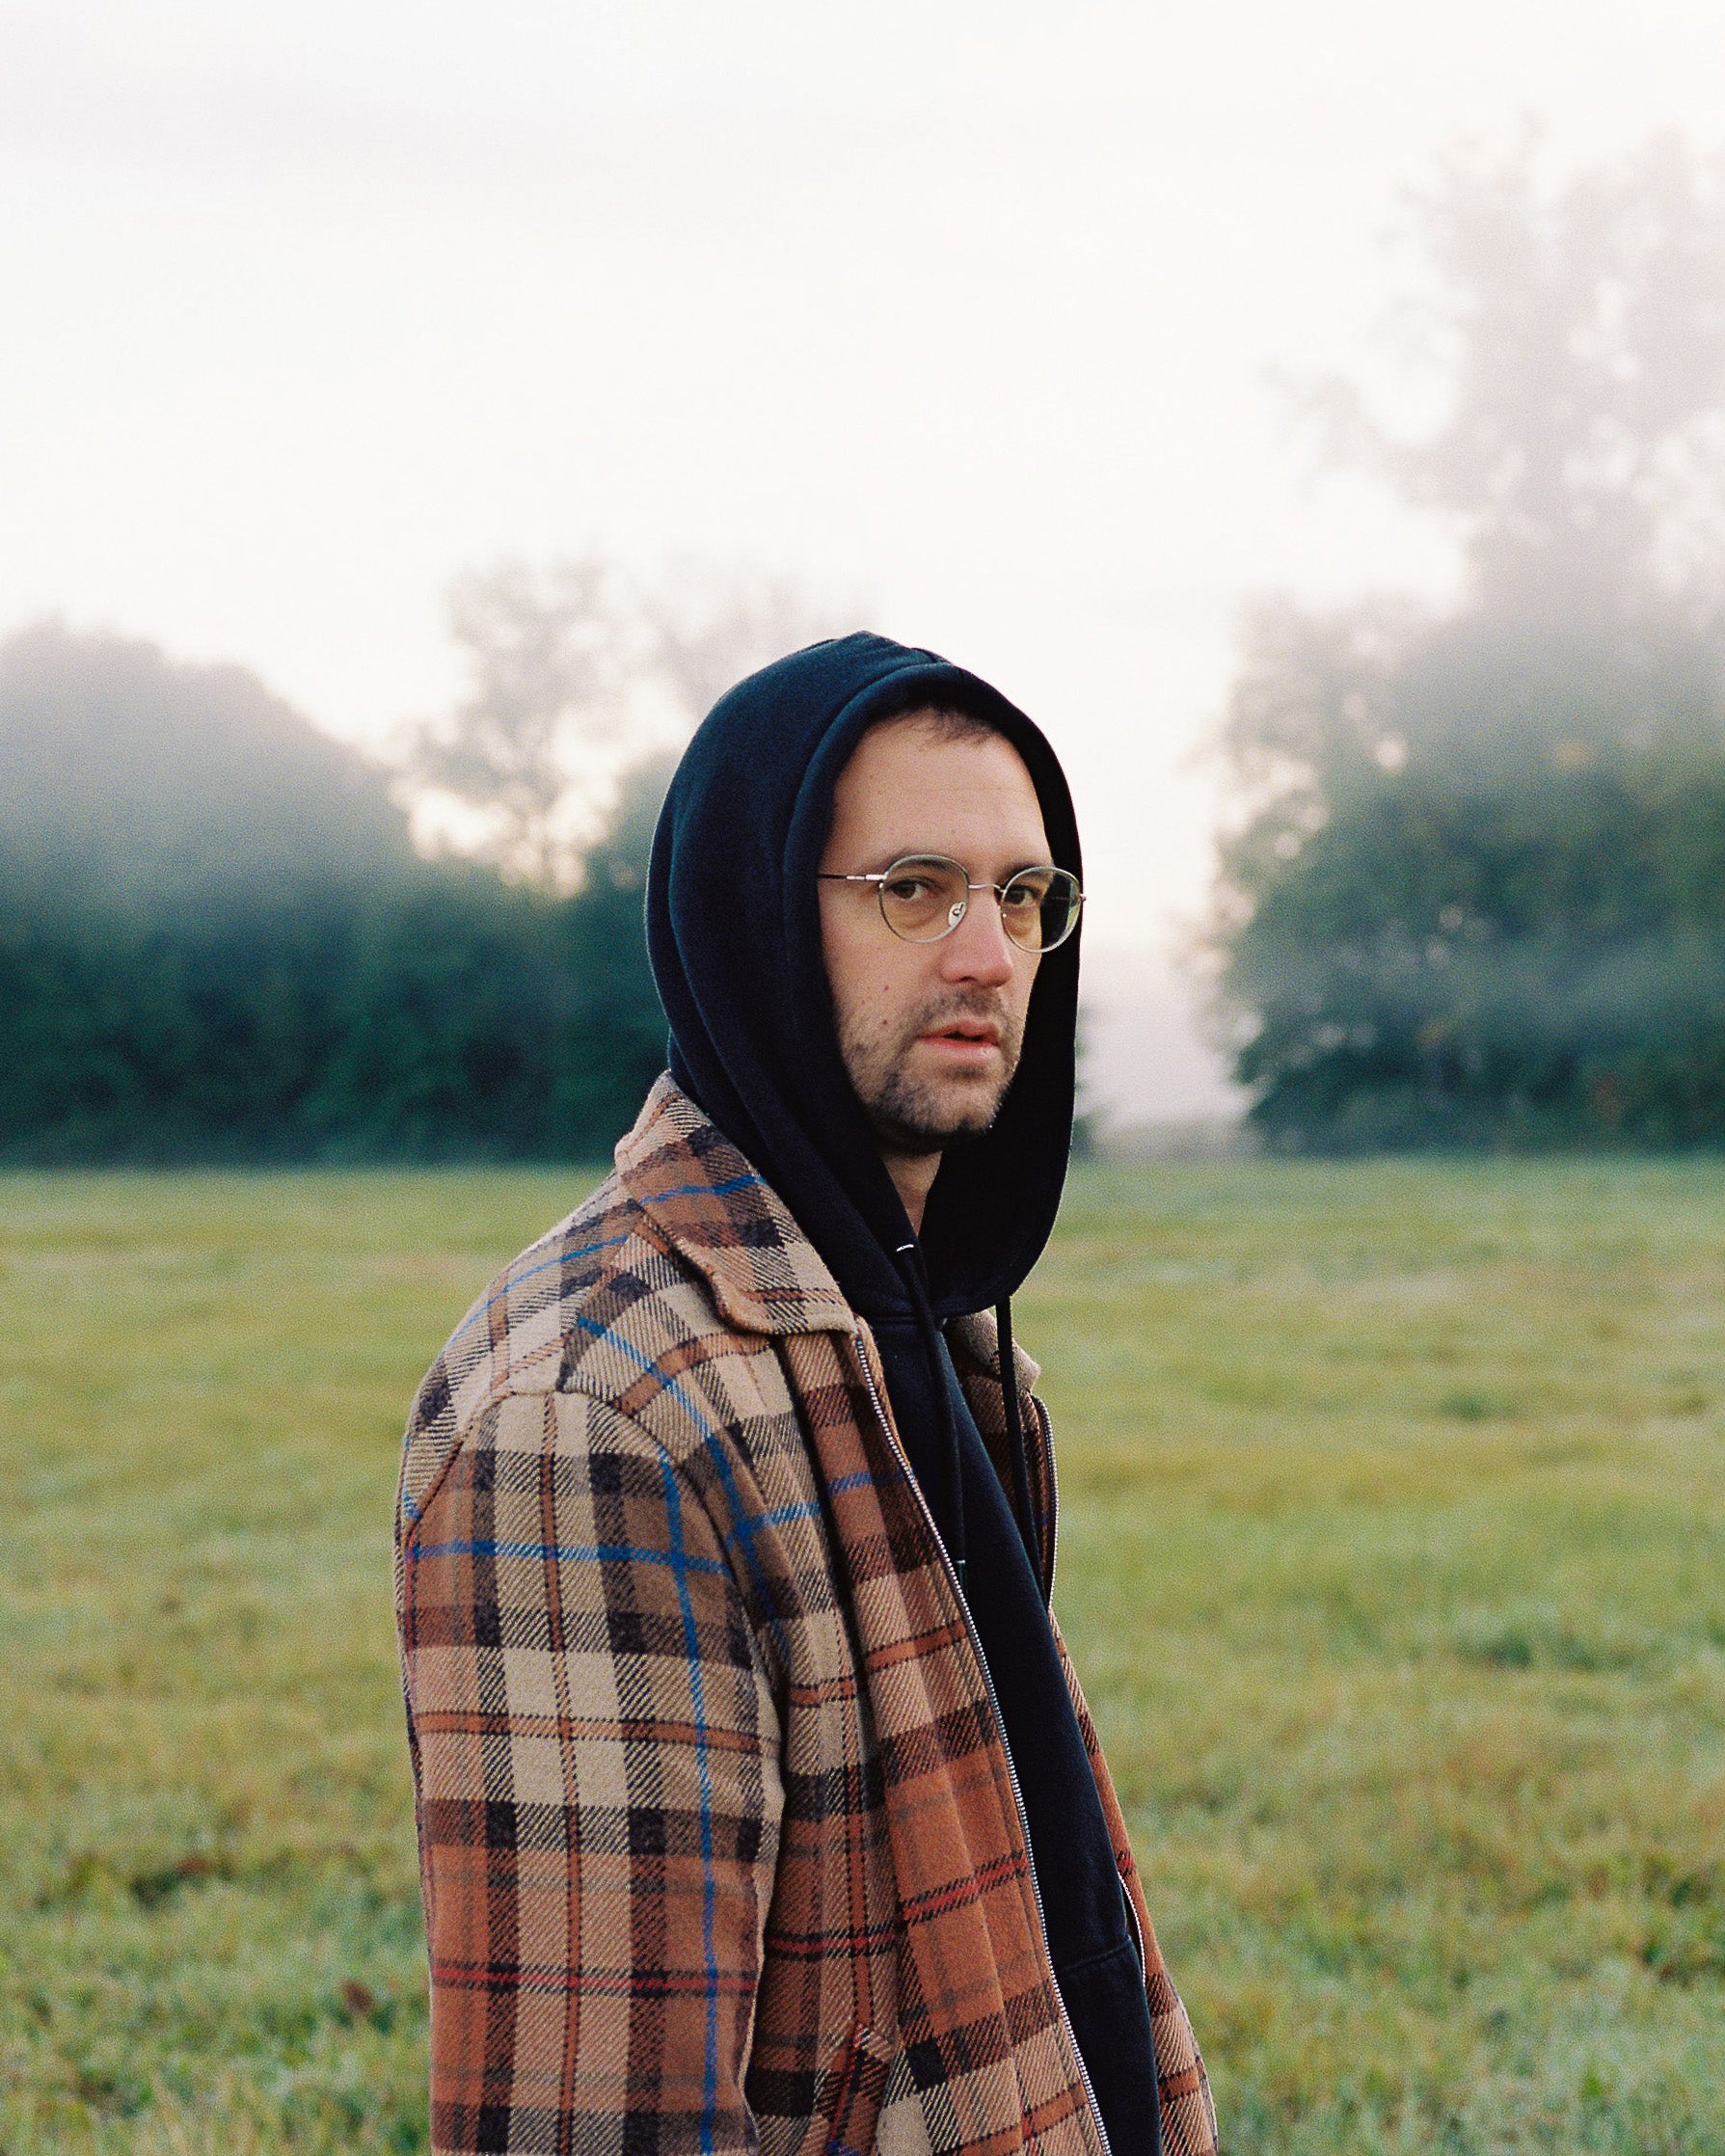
[937,887,1018,986]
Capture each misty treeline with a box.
[1217,135,1725,1148]
[0,566,847,1162]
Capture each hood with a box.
[645,632,1081,1324]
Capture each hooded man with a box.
[396,634,1217,2156]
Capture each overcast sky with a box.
[5,1,1722,1114]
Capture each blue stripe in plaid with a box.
[698,1433,797,1671]
[642,1175,761,1202]
[659,1451,722,2154]
[567,1311,797,1671]
[449,1232,637,1343]
[736,1498,828,1533]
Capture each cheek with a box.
[822,910,891,1032]
[823,925,930,1041]
[1010,961,1040,1033]
[849,960,918,1038]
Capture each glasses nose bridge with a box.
[955,876,1007,921]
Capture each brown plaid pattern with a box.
[397,1075,1217,2155]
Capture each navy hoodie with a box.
[646,633,1160,2153]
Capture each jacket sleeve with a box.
[399,1387,784,2156]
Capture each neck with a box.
[880,1145,941,1237]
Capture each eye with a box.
[1001,872,1051,909]
[883,875,934,903]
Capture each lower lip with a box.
[917,1034,1001,1067]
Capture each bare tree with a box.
[404,558,641,887]
[642,556,853,727]
[404,555,861,887]
[1299,132,1725,621]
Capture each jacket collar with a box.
[614,1075,856,1337]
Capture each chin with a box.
[874,1079,1009,1152]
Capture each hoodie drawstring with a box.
[894,1242,967,1600]
[995,1297,1039,1578]
[891,1250,1042,1602]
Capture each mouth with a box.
[916,1017,1004,1061]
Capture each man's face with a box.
[817,713,1052,1156]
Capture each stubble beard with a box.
[839,991,1026,1156]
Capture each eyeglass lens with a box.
[876,857,1081,951]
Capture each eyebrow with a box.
[855,849,1055,877]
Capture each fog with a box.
[6,0,1723,1119]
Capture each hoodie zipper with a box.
[852,1329,1113,2156]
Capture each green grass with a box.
[1,1161,1722,2151]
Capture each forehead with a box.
[825,713,1050,865]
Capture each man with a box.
[396,634,1216,2155]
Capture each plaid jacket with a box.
[397,1076,1217,2156]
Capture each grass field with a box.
[0,1161,1721,2152]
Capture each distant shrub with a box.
[1219,608,1725,1150]
[0,627,669,1162]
